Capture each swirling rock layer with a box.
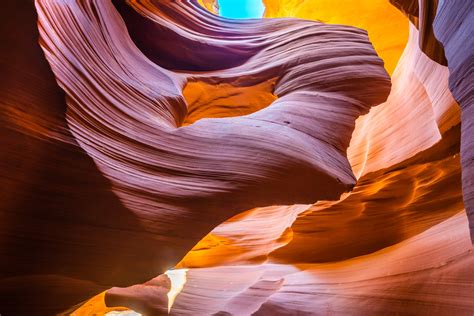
[0,0,473,315]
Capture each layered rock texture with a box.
[0,0,472,315]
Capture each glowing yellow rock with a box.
[198,0,408,74]
[198,0,219,15]
[262,0,409,74]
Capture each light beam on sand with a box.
[165,268,189,312]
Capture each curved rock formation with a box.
[390,0,473,242]
[433,0,474,242]
[1,0,472,315]
[262,0,410,74]
[172,212,473,315]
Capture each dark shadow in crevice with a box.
[112,0,255,71]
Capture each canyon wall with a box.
[0,0,472,315]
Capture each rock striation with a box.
[0,0,472,315]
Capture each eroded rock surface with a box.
[0,0,472,315]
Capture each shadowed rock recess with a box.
[0,0,472,315]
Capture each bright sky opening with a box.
[218,0,265,19]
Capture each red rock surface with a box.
[0,0,472,315]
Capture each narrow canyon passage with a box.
[0,0,472,315]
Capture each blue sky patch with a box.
[218,0,265,19]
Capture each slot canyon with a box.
[0,0,473,315]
